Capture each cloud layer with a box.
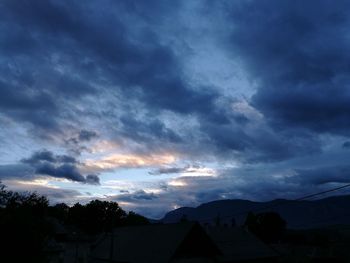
[1,0,350,217]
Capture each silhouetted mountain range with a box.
[162,195,350,229]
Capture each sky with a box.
[1,0,350,218]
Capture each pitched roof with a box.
[91,223,218,263]
[206,227,279,262]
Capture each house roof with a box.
[206,227,279,262]
[91,222,218,263]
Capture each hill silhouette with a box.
[162,195,350,228]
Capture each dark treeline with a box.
[0,182,149,262]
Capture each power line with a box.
[294,183,350,201]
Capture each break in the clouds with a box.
[1,0,350,218]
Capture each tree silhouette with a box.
[67,200,127,234]
[124,211,149,226]
[0,182,11,207]
[244,211,286,243]
[0,183,51,262]
[48,203,70,222]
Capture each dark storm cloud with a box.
[35,163,86,183]
[65,130,98,155]
[342,141,350,149]
[198,116,321,163]
[0,79,59,130]
[0,0,221,149]
[149,164,205,175]
[117,190,158,202]
[21,150,56,164]
[226,0,350,135]
[78,130,98,142]
[57,155,77,164]
[293,165,350,185]
[149,166,189,175]
[0,164,34,180]
[22,150,77,165]
[85,174,100,185]
[119,116,182,144]
[21,150,100,185]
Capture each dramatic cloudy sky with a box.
[1,0,350,218]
